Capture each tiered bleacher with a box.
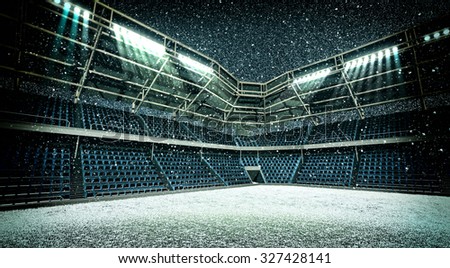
[1,90,74,127]
[296,149,355,187]
[0,133,71,206]
[240,152,259,166]
[307,121,358,144]
[203,151,251,185]
[140,114,192,140]
[81,144,167,197]
[259,152,302,183]
[359,112,420,140]
[235,136,260,147]
[356,144,443,193]
[252,126,307,147]
[153,148,224,190]
[3,87,445,148]
[81,103,146,136]
[197,128,236,146]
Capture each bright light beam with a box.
[113,24,166,57]
[68,4,80,64]
[393,46,401,70]
[178,54,213,74]
[74,6,81,15]
[82,10,90,26]
[293,68,331,84]
[81,9,90,59]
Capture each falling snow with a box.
[102,0,450,82]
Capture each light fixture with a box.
[113,24,166,56]
[371,54,377,62]
[363,56,369,65]
[178,54,213,73]
[392,46,399,54]
[424,35,431,42]
[293,68,331,84]
[83,10,90,20]
[344,46,398,70]
[385,48,391,57]
[444,28,450,35]
[74,6,81,15]
[377,51,384,60]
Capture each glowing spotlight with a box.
[64,2,71,9]
[114,24,166,56]
[371,53,377,62]
[385,48,391,57]
[392,46,399,54]
[424,35,431,42]
[444,28,450,36]
[356,58,363,67]
[83,10,90,20]
[433,32,441,39]
[293,68,330,84]
[179,54,213,74]
[377,51,384,60]
[54,0,61,4]
[363,56,369,65]
[74,6,81,15]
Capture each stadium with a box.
[0,0,449,248]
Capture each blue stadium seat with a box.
[153,149,224,190]
[80,145,167,197]
[203,151,252,185]
[296,150,355,187]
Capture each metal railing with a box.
[0,110,71,127]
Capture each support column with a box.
[70,136,85,199]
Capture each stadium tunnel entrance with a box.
[244,166,265,184]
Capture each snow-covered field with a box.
[1,185,449,248]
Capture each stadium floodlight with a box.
[345,46,399,71]
[82,10,90,43]
[344,61,352,70]
[444,28,450,35]
[54,0,61,4]
[392,46,399,54]
[113,24,166,56]
[64,2,71,10]
[363,56,369,65]
[83,10,89,20]
[178,54,213,74]
[433,32,441,39]
[385,48,391,58]
[293,68,331,84]
[377,51,384,60]
[371,53,377,62]
[424,35,431,42]
[356,57,364,67]
[74,6,81,15]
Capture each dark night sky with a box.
[102,0,450,82]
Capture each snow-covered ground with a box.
[1,185,449,248]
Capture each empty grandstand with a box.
[0,0,449,248]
